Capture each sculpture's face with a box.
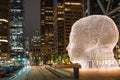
[66,19,90,63]
[66,32,87,63]
[67,40,82,62]
[66,15,119,68]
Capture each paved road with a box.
[25,66,73,80]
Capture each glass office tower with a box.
[10,0,24,58]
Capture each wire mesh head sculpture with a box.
[67,15,119,68]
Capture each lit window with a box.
[10,9,21,12]
[65,8,71,11]
[1,36,7,39]
[41,12,44,14]
[65,2,81,5]
[17,0,21,2]
[71,2,81,5]
[46,22,53,24]
[58,18,64,20]
[65,2,70,5]
[58,6,63,8]
[0,19,8,22]
[45,11,53,13]
[0,39,8,42]
[41,9,44,11]
[58,12,64,14]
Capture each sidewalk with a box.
[61,68,120,80]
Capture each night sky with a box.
[24,0,40,39]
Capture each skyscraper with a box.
[40,0,54,46]
[40,0,54,63]
[53,0,83,63]
[10,0,24,58]
[0,0,10,60]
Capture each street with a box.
[25,65,73,80]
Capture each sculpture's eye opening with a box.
[66,45,70,51]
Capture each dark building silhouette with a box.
[0,0,10,60]
[24,37,30,58]
[30,30,41,65]
[30,30,52,65]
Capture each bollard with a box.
[73,63,81,80]
[73,66,79,80]
[50,64,52,67]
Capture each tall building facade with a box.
[40,0,54,46]
[53,0,83,63]
[53,0,83,54]
[53,0,64,56]
[40,0,54,63]
[30,30,41,65]
[24,37,30,58]
[10,0,24,58]
[0,0,10,60]
[30,30,52,65]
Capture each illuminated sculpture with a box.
[67,15,119,68]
